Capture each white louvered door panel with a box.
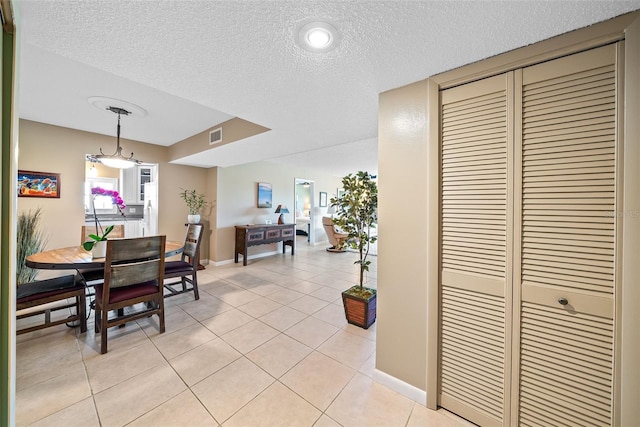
[440,74,512,427]
[518,44,617,426]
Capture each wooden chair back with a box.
[163,224,203,300]
[104,236,165,289]
[81,224,125,243]
[182,223,203,262]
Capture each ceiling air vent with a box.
[209,127,222,145]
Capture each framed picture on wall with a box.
[319,191,327,207]
[337,188,345,198]
[257,182,272,208]
[17,170,60,198]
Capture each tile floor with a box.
[16,237,471,426]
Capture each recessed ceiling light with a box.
[298,21,340,53]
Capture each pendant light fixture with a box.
[91,106,141,169]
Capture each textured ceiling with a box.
[16,1,640,177]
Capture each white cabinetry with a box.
[124,220,142,238]
[121,165,155,205]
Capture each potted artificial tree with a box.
[179,188,206,223]
[330,171,378,329]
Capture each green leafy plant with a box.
[17,208,48,286]
[330,171,378,294]
[179,188,206,214]
[82,224,115,251]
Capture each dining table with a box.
[26,240,184,270]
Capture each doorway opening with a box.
[294,178,315,244]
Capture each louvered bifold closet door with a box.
[440,74,512,427]
[518,44,618,426]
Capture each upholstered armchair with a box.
[322,216,348,252]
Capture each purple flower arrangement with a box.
[83,187,126,251]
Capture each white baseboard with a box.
[373,369,427,406]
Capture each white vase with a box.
[91,240,107,259]
[187,214,201,224]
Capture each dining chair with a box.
[94,235,166,354]
[79,224,125,284]
[163,223,203,300]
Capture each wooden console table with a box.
[235,224,295,266]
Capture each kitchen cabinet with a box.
[121,165,156,204]
[124,220,142,238]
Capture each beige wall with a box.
[168,117,269,160]
[214,161,342,263]
[377,80,429,391]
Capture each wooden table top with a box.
[26,240,184,270]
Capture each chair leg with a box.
[158,297,165,333]
[95,304,101,333]
[192,275,200,300]
[77,293,87,333]
[100,307,109,354]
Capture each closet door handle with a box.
[558,297,568,306]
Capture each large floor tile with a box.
[217,289,263,307]
[317,329,376,370]
[179,294,235,321]
[151,323,217,360]
[16,364,92,425]
[128,390,217,426]
[265,288,305,305]
[326,373,414,427]
[170,338,242,386]
[285,316,339,348]
[246,333,312,378]
[30,397,100,427]
[281,351,355,411]
[94,364,187,427]
[237,296,283,317]
[220,319,279,353]
[313,303,348,327]
[313,414,342,427]
[258,305,307,331]
[85,341,168,393]
[287,295,330,315]
[16,338,83,391]
[200,307,254,336]
[191,357,274,423]
[224,382,321,427]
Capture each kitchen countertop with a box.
[85,215,144,221]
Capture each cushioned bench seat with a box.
[16,274,87,335]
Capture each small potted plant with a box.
[330,171,378,329]
[180,188,206,223]
[82,224,116,257]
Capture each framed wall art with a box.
[17,170,60,198]
[257,182,272,208]
[319,191,327,207]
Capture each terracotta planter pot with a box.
[342,286,377,329]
